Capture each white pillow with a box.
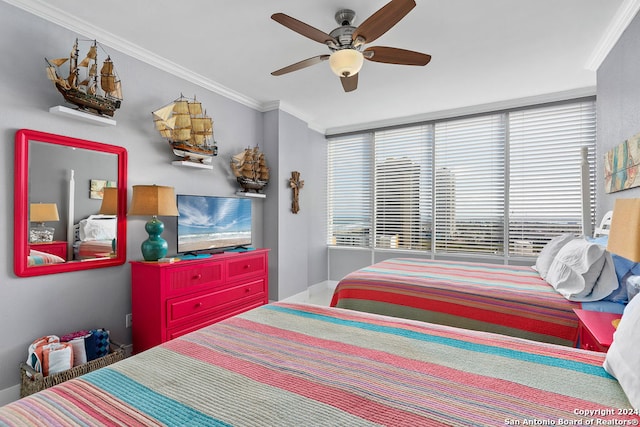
[534,233,575,279]
[79,215,116,241]
[545,239,618,301]
[604,293,640,409]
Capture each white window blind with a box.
[327,98,596,260]
[374,125,432,250]
[434,114,506,254]
[508,101,597,255]
[327,133,373,247]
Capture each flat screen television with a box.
[177,194,252,254]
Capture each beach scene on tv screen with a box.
[178,196,251,252]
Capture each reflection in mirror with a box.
[14,129,127,277]
[98,187,118,253]
[29,203,59,243]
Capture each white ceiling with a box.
[8,0,637,134]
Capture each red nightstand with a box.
[28,241,67,259]
[573,309,622,352]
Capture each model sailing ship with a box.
[152,95,218,164]
[230,147,270,193]
[45,39,122,117]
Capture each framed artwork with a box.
[604,132,640,193]
[90,179,116,199]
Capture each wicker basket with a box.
[20,341,126,398]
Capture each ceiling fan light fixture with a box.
[329,49,364,77]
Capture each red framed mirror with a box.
[14,129,128,277]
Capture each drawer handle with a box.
[245,287,251,293]
[244,264,251,269]
[194,302,203,308]
[192,274,202,280]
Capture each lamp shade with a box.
[128,185,179,217]
[30,203,59,222]
[329,49,364,77]
[99,187,118,215]
[128,185,178,261]
[607,198,640,262]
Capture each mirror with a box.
[14,129,127,277]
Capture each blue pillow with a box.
[604,254,640,303]
[587,236,640,303]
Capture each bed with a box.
[330,218,634,346]
[331,258,592,346]
[74,239,113,259]
[26,249,65,267]
[72,215,116,260]
[0,301,637,426]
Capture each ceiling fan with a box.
[271,0,431,92]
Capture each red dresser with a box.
[130,249,269,353]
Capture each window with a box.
[327,133,373,247]
[374,125,432,250]
[327,98,596,260]
[434,114,505,255]
[508,101,596,255]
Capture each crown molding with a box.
[325,87,596,136]
[3,0,263,111]
[5,0,604,137]
[585,0,640,71]
[261,101,326,134]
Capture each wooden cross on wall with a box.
[289,171,304,214]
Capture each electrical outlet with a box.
[125,313,132,328]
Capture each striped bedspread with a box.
[331,258,584,346]
[0,302,635,427]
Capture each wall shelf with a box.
[171,161,213,170]
[236,191,266,199]
[49,105,116,126]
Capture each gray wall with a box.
[263,110,280,300]
[263,109,327,300]
[596,9,640,217]
[278,111,310,299]
[0,2,327,400]
[306,129,328,286]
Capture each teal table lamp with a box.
[128,185,179,261]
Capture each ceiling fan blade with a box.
[271,55,330,76]
[352,0,416,44]
[364,46,431,66]
[272,13,337,45]
[340,74,358,92]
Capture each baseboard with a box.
[0,384,20,406]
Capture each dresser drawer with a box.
[227,253,266,280]
[167,279,266,327]
[167,263,224,293]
